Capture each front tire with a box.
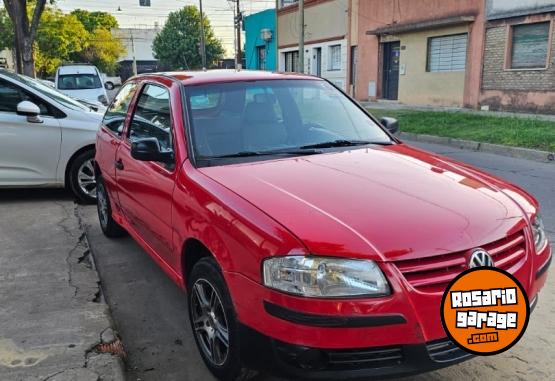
[96,176,126,238]
[105,81,114,90]
[188,257,253,381]
[68,150,97,204]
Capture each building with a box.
[480,0,555,113]
[0,49,14,71]
[277,0,354,92]
[244,9,277,71]
[357,0,485,108]
[112,28,160,80]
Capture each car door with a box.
[116,82,177,265]
[96,82,139,207]
[0,78,61,186]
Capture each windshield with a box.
[185,80,393,164]
[1,70,89,112]
[58,73,102,90]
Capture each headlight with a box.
[532,214,548,253]
[262,256,390,298]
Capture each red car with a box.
[95,71,551,380]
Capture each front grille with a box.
[275,341,403,371]
[393,230,527,293]
[426,339,472,363]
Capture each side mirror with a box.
[17,101,42,123]
[131,137,174,164]
[380,117,399,134]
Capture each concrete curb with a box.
[398,132,555,163]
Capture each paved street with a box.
[76,140,555,381]
[0,190,124,381]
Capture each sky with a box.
[55,0,275,57]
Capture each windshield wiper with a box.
[300,139,392,149]
[205,148,322,159]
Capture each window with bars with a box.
[257,46,267,70]
[427,34,468,72]
[510,22,551,69]
[328,45,341,71]
[139,0,151,7]
[284,51,299,72]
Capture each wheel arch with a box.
[64,144,96,187]
[181,238,216,291]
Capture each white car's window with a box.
[58,74,102,90]
[186,80,392,164]
[102,82,138,137]
[0,79,52,116]
[1,70,89,112]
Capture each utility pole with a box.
[298,0,304,73]
[130,31,138,76]
[199,0,207,69]
[235,0,242,69]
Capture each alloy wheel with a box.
[191,279,230,366]
[97,181,108,228]
[77,158,97,199]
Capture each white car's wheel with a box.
[69,150,97,204]
[105,81,114,90]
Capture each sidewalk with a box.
[362,100,555,122]
[0,190,124,381]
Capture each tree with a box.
[70,9,117,32]
[153,5,224,70]
[34,10,86,77]
[2,0,49,76]
[68,9,125,75]
[0,9,13,52]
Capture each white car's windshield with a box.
[186,80,393,164]
[58,74,102,90]
[2,71,89,112]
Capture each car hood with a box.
[199,144,528,262]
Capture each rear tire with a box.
[68,150,97,204]
[105,81,114,90]
[188,257,254,381]
[96,175,126,238]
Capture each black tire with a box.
[96,175,126,238]
[188,257,254,381]
[68,150,97,204]
[105,81,114,90]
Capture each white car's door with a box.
[0,79,62,186]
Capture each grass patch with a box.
[368,108,555,152]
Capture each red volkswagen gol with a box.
[95,71,551,380]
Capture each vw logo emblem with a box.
[469,249,494,268]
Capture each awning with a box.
[366,15,476,36]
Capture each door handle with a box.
[115,159,124,170]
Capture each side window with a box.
[0,80,23,112]
[0,79,53,116]
[102,82,138,137]
[129,84,173,152]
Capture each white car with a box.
[55,64,109,106]
[101,73,122,90]
[0,69,103,203]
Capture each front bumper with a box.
[239,323,473,380]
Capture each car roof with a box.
[57,65,98,75]
[131,70,321,86]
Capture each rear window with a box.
[58,74,102,90]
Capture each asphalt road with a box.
[80,141,555,381]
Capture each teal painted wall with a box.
[244,9,276,71]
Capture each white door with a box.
[0,79,62,186]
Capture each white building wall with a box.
[279,38,348,91]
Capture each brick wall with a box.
[482,23,555,91]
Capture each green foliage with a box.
[369,108,555,152]
[153,5,224,70]
[34,11,87,76]
[0,8,13,51]
[70,9,117,32]
[30,7,125,76]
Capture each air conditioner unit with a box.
[260,28,273,42]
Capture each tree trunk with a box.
[21,35,34,76]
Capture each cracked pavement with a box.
[79,140,554,381]
[0,190,125,381]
